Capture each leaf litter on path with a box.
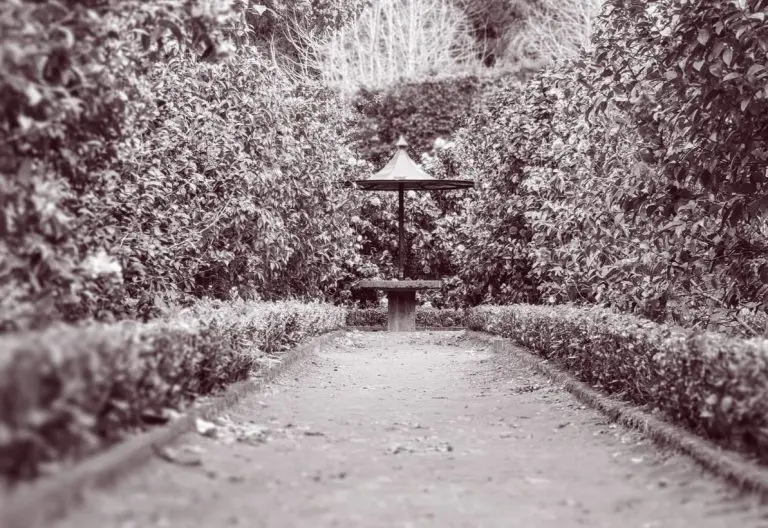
[195,415,271,445]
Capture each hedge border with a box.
[467,331,768,499]
[0,330,346,528]
[347,326,466,332]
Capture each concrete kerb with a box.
[0,329,347,528]
[465,331,768,501]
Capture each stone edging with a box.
[0,329,346,528]
[466,331,768,499]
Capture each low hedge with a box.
[468,304,768,462]
[346,307,467,329]
[0,300,344,485]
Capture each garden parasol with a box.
[354,135,474,279]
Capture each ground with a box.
[52,331,768,528]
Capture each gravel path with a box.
[52,331,768,528]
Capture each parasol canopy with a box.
[354,136,474,191]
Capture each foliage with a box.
[113,49,361,308]
[0,299,345,485]
[430,73,548,306]
[351,76,482,166]
[0,0,234,330]
[234,0,370,71]
[1,0,362,331]
[348,76,483,291]
[346,306,466,327]
[443,0,768,335]
[469,304,768,462]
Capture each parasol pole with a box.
[398,182,405,280]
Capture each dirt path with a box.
[52,331,768,528]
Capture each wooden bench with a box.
[356,280,441,332]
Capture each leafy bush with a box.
[469,304,768,461]
[0,300,344,484]
[351,76,482,167]
[348,75,484,292]
[346,306,466,327]
[1,1,362,330]
[0,0,231,331]
[346,307,388,327]
[113,48,362,306]
[442,0,768,335]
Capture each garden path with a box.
[52,331,768,528]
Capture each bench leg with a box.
[387,291,416,332]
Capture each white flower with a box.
[82,250,123,281]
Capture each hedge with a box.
[467,305,768,462]
[347,307,466,328]
[0,300,345,485]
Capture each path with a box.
[52,331,768,528]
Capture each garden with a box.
[2,0,768,492]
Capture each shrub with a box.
[1,1,363,330]
[112,50,362,307]
[469,304,768,461]
[0,300,344,484]
[444,0,768,334]
[346,306,466,328]
[348,75,484,292]
[350,76,482,167]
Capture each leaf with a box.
[747,64,766,77]
[741,97,751,112]
[25,84,44,106]
[723,47,733,67]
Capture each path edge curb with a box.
[0,329,346,528]
[466,331,768,499]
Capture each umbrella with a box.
[354,135,474,279]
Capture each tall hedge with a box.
[350,75,482,167]
[436,0,768,334]
[0,1,363,331]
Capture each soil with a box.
[51,330,768,528]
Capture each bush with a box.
[351,76,482,167]
[0,300,344,485]
[113,51,362,307]
[444,0,768,334]
[0,0,241,331]
[346,307,466,328]
[347,75,484,293]
[0,1,363,330]
[469,304,768,461]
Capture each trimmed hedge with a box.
[350,76,482,167]
[347,307,466,328]
[468,305,768,462]
[0,301,344,485]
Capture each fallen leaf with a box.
[154,446,203,467]
[196,418,218,438]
